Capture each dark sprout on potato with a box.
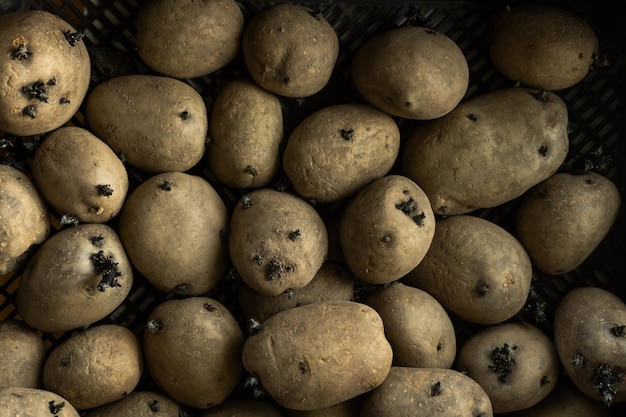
[13,42,31,60]
[245,164,259,176]
[340,128,354,140]
[90,235,105,247]
[59,97,71,104]
[60,213,79,227]
[535,89,548,102]
[571,351,586,367]
[540,375,551,386]
[204,303,216,312]
[160,180,172,191]
[22,105,37,119]
[476,282,489,298]
[243,374,266,399]
[174,283,190,296]
[91,250,122,291]
[488,343,516,383]
[538,145,548,156]
[611,325,625,337]
[396,197,417,216]
[240,194,252,209]
[63,30,85,46]
[288,229,301,241]
[413,211,426,226]
[253,254,264,265]
[592,363,625,407]
[48,400,65,415]
[248,317,262,335]
[180,110,191,120]
[149,399,160,412]
[146,319,163,334]
[97,184,114,197]
[22,80,49,102]
[430,381,442,396]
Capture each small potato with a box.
[515,171,621,275]
[360,367,493,417]
[199,396,287,417]
[31,126,129,223]
[282,104,401,203]
[404,215,532,325]
[242,301,392,411]
[43,324,143,410]
[83,391,183,417]
[0,387,80,416]
[339,175,435,285]
[85,74,207,173]
[0,319,45,390]
[208,77,283,189]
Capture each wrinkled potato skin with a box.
[0,319,45,390]
[199,397,287,417]
[136,0,244,79]
[360,367,493,417]
[0,387,80,416]
[242,301,393,411]
[352,26,469,120]
[490,4,598,90]
[32,126,129,223]
[208,78,283,188]
[83,391,183,417]
[283,104,400,203]
[404,215,532,325]
[401,87,569,215]
[0,164,50,276]
[515,171,621,275]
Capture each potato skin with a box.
[515,171,621,275]
[0,319,45,390]
[490,4,598,90]
[282,104,401,203]
[83,391,183,417]
[242,300,393,411]
[0,387,80,416]
[401,87,569,215]
[404,215,532,325]
[352,26,469,120]
[286,397,361,417]
[199,397,287,417]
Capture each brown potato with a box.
[0,319,45,390]
[83,391,183,417]
[286,396,361,417]
[0,387,80,416]
[199,396,287,417]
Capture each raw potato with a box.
[286,397,361,417]
[351,26,469,120]
[228,188,328,296]
[404,215,532,325]
[339,175,435,285]
[31,126,129,223]
[136,0,244,79]
[282,104,401,203]
[241,4,339,98]
[0,319,45,390]
[401,87,569,215]
[143,297,244,409]
[0,164,50,276]
[43,324,143,410]
[17,223,133,333]
[455,322,560,413]
[515,171,621,275]
[360,367,493,417]
[553,286,626,406]
[242,300,393,411]
[0,10,91,136]
[208,77,283,188]
[490,3,598,90]
[118,171,229,296]
[85,74,208,173]
[365,282,456,369]
[199,397,287,417]
[83,391,183,417]
[0,387,80,416]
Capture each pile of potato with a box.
[0,1,624,416]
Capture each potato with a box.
[208,77,283,189]
[515,171,621,275]
[490,3,598,90]
[136,0,244,79]
[43,324,143,410]
[0,10,90,136]
[118,171,229,296]
[401,87,569,215]
[0,319,45,390]
[339,175,435,285]
[228,188,328,296]
[82,391,183,417]
[286,396,361,417]
[242,300,392,411]
[143,297,244,409]
[31,126,129,223]
[199,396,287,417]
[351,26,469,120]
[360,367,493,417]
[553,286,626,406]
[0,387,80,416]
[404,215,532,325]
[365,282,456,369]
[241,4,339,98]
[17,223,133,333]
[85,74,207,173]
[455,322,560,413]
[282,104,401,203]
[0,164,50,276]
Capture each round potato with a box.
[0,387,80,416]
[199,396,287,417]
[83,391,183,417]
[0,10,91,136]
[241,4,339,98]
[208,77,283,189]
[17,223,133,333]
[339,175,435,285]
[118,171,229,296]
[351,26,469,120]
[136,0,244,79]
[515,171,621,275]
[85,74,207,173]
[31,126,129,223]
[43,324,143,410]
[242,300,392,411]
[282,104,401,203]
[490,3,598,90]
[0,164,50,276]
[143,297,244,409]
[0,319,45,390]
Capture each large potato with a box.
[0,319,45,390]
[401,87,569,215]
[242,300,392,411]
[83,391,183,417]
[0,387,80,416]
